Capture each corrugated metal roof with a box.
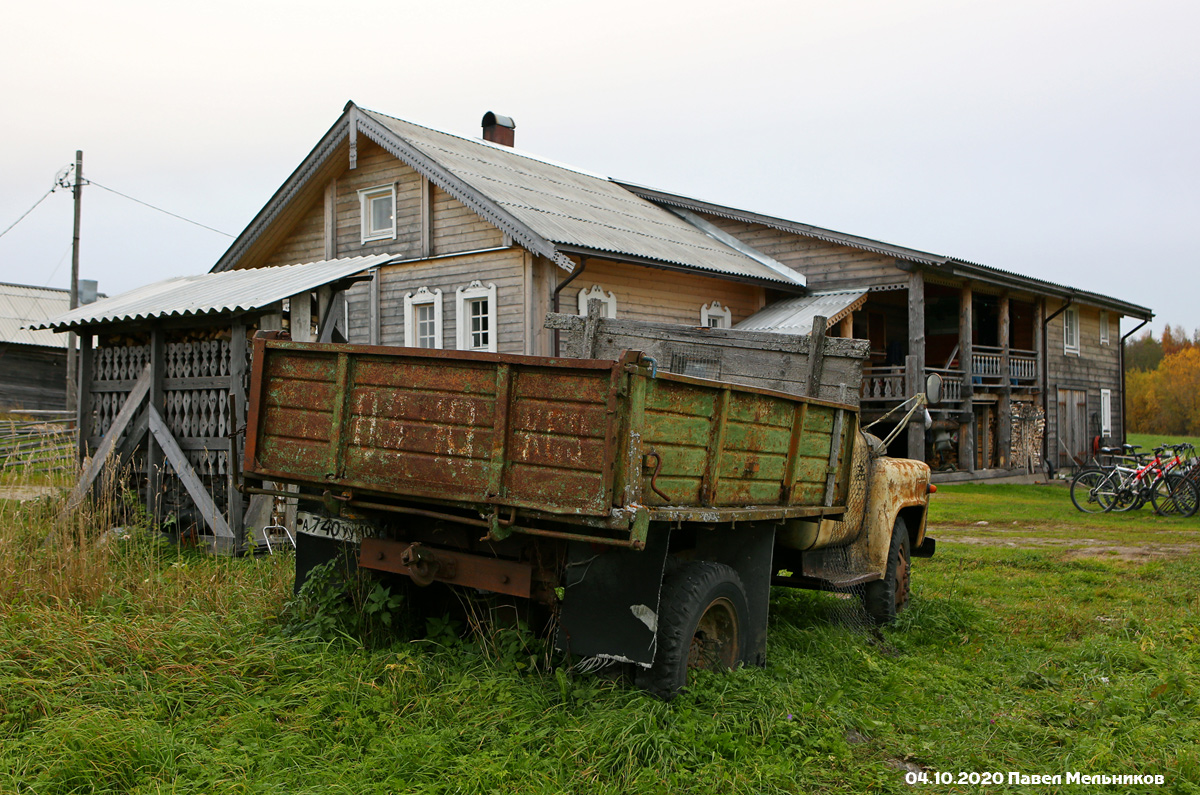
[736,290,868,335]
[360,109,807,287]
[0,282,72,347]
[33,255,392,332]
[618,182,1154,318]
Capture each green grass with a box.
[1128,432,1200,453]
[1,484,1198,794]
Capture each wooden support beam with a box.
[905,354,923,461]
[368,267,381,346]
[67,365,150,510]
[324,179,337,260]
[147,330,166,522]
[290,291,313,342]
[228,321,248,548]
[147,404,235,545]
[420,175,433,258]
[838,313,853,339]
[582,298,605,358]
[317,290,348,343]
[805,316,828,398]
[998,294,1011,468]
[76,332,93,461]
[959,283,975,472]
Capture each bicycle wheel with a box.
[1070,468,1116,513]
[1150,474,1199,518]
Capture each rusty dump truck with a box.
[242,322,936,697]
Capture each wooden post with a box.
[907,270,926,462]
[906,354,923,461]
[66,150,83,415]
[290,291,313,342]
[958,283,974,472]
[323,179,337,261]
[227,321,247,550]
[147,328,165,523]
[583,298,605,358]
[368,267,381,345]
[838,313,853,339]
[805,316,828,398]
[420,176,433,258]
[76,331,93,461]
[997,294,1011,468]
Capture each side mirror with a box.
[925,373,943,405]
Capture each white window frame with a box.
[577,284,617,318]
[700,301,732,329]
[1063,305,1080,355]
[456,280,497,352]
[1100,311,1110,345]
[1100,388,1112,436]
[403,286,443,349]
[359,184,397,243]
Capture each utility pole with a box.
[66,150,82,414]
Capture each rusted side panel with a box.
[245,339,859,525]
[637,374,841,508]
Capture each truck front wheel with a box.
[863,517,911,624]
[637,561,748,699]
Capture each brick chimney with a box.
[482,112,515,147]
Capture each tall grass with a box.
[1,465,1198,793]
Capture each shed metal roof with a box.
[736,290,868,335]
[0,282,72,348]
[34,255,391,332]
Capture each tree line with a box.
[1125,326,1200,435]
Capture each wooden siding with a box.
[255,139,506,269]
[0,344,66,411]
[345,249,526,353]
[430,184,505,255]
[700,215,903,290]
[557,258,765,326]
[260,195,326,269]
[1043,299,1125,460]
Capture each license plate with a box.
[295,511,374,544]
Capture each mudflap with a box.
[294,530,359,594]
[556,527,671,666]
[694,522,775,667]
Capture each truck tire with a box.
[637,561,748,700]
[863,517,911,625]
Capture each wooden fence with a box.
[0,410,76,473]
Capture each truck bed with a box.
[244,337,856,544]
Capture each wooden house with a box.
[0,282,72,412]
[40,101,1152,550]
[210,102,1149,477]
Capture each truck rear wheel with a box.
[863,517,911,625]
[637,561,748,700]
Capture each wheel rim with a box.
[688,597,740,671]
[895,546,911,613]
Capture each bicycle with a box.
[1070,443,1199,517]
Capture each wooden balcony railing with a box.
[861,366,906,401]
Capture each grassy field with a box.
[1127,432,1200,453]
[1,477,1197,794]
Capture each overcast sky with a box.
[2,0,1195,336]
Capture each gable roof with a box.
[0,282,71,348]
[213,103,807,290]
[617,181,1153,319]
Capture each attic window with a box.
[701,301,731,329]
[359,185,396,243]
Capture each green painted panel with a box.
[644,411,711,445]
[723,422,792,453]
[644,381,716,417]
[726,395,793,427]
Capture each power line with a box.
[0,187,57,241]
[87,179,235,238]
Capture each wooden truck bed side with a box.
[244,336,857,546]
